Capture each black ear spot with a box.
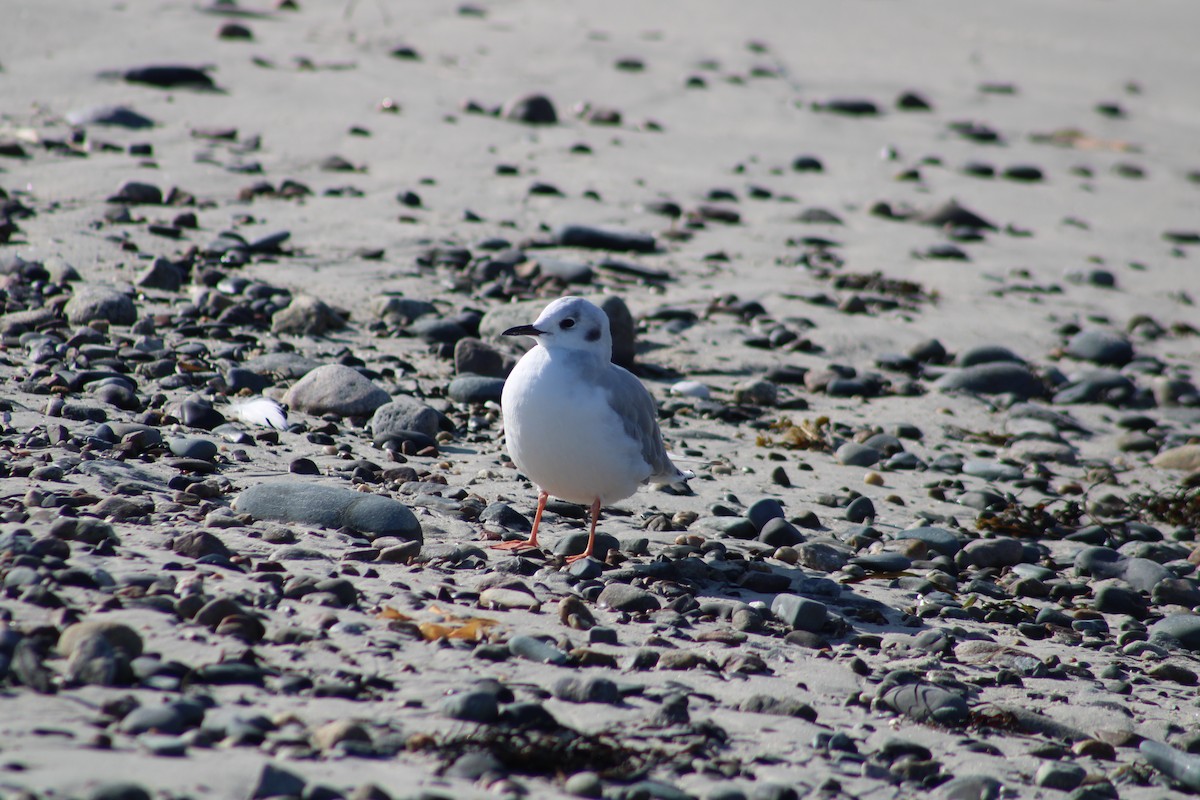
[585,327,601,342]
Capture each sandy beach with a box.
[2,1,1200,798]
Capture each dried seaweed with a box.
[412,719,732,781]
[975,498,1084,537]
[1121,486,1200,529]
[756,416,832,451]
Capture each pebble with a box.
[836,443,881,467]
[447,375,506,403]
[555,224,656,253]
[1151,445,1200,471]
[272,295,346,335]
[1066,329,1133,366]
[597,584,661,613]
[64,287,137,326]
[233,482,422,541]
[503,93,558,124]
[770,595,826,632]
[371,397,442,439]
[935,363,1045,399]
[282,364,392,417]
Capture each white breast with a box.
[502,348,650,505]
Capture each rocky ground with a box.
[2,1,1200,799]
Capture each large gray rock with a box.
[371,396,442,439]
[65,286,137,326]
[935,362,1045,399]
[233,482,422,542]
[1066,329,1133,366]
[271,295,346,336]
[282,364,390,417]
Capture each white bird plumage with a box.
[497,296,689,562]
[231,396,288,430]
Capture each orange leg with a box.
[565,497,602,563]
[492,491,548,552]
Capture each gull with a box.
[496,296,690,562]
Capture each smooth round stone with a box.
[837,443,881,467]
[167,437,218,461]
[233,481,422,542]
[1005,439,1078,465]
[957,489,1006,510]
[138,733,188,756]
[845,496,875,523]
[478,502,530,532]
[180,398,226,430]
[86,783,153,800]
[956,345,1023,367]
[1067,329,1134,366]
[371,397,442,439]
[503,93,557,124]
[597,583,660,613]
[960,537,1024,568]
[1151,445,1200,472]
[962,460,1022,481]
[553,531,619,559]
[930,454,964,472]
[851,552,912,572]
[880,683,969,726]
[271,295,344,336]
[59,620,143,660]
[1010,563,1055,581]
[282,364,391,417]
[553,676,620,704]
[896,527,964,556]
[885,452,925,470]
[1052,370,1135,405]
[1119,558,1172,592]
[566,772,604,799]
[1093,585,1148,617]
[554,224,656,254]
[440,690,500,723]
[224,367,270,394]
[65,286,138,326]
[1150,614,1200,651]
[770,595,826,632]
[447,375,505,403]
[746,497,785,531]
[935,363,1045,399]
[119,702,203,735]
[934,775,1002,800]
[508,634,569,665]
[758,517,803,547]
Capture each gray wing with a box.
[603,363,685,483]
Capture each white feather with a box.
[232,397,288,430]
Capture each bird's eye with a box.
[560,318,576,329]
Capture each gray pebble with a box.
[837,443,881,467]
[371,397,442,439]
[234,481,422,542]
[1066,329,1133,366]
[770,594,826,632]
[935,362,1045,399]
[65,286,137,326]
[597,583,660,613]
[283,364,391,417]
[448,375,505,403]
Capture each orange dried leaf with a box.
[377,606,413,621]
